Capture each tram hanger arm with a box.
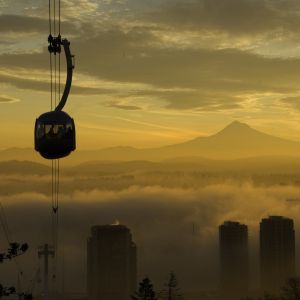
[55,38,74,112]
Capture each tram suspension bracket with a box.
[48,34,62,55]
[72,55,75,69]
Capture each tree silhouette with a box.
[0,243,28,262]
[0,243,32,299]
[281,277,300,300]
[132,277,157,300]
[242,294,281,300]
[159,271,183,300]
[241,277,300,300]
[0,286,16,297]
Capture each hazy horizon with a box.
[3,1,300,151]
[1,120,300,150]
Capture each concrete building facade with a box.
[87,225,137,300]
[260,216,295,293]
[219,221,248,300]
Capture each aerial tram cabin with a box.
[35,36,76,159]
[35,111,75,159]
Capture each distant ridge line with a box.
[1,121,300,163]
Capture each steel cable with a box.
[48,0,62,290]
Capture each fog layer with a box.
[1,181,300,295]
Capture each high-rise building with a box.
[219,221,248,300]
[87,225,137,300]
[260,216,295,293]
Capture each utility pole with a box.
[38,244,54,300]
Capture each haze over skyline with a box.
[2,0,300,150]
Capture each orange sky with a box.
[2,0,300,150]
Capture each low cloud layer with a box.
[2,183,300,295]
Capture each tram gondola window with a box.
[66,123,73,131]
[36,124,45,138]
[44,124,63,138]
[65,123,73,138]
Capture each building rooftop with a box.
[221,221,247,227]
[261,216,293,223]
[91,224,130,233]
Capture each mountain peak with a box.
[215,121,254,136]
[225,121,251,130]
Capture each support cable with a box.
[54,0,62,284]
[59,41,61,112]
[48,0,51,35]
[53,0,56,37]
[48,0,63,290]
[59,0,61,36]
[0,203,11,244]
[28,267,41,295]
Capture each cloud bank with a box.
[2,183,300,294]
